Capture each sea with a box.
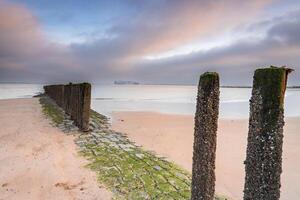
[0,83,299,119]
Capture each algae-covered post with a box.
[44,82,91,131]
[191,72,220,200]
[244,66,293,200]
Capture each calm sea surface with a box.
[0,84,299,119]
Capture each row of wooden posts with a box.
[44,82,91,131]
[44,66,292,200]
[191,66,292,200]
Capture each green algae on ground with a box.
[40,96,228,200]
[39,96,64,125]
[77,122,191,199]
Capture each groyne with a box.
[44,83,91,131]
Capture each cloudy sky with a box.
[0,0,299,85]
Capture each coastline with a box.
[1,97,299,199]
[112,111,300,200]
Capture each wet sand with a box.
[0,98,111,200]
[113,111,300,200]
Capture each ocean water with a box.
[0,84,299,119]
[0,84,43,99]
[91,85,300,119]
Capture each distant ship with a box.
[114,80,140,85]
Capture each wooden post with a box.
[244,66,292,200]
[79,83,91,131]
[191,72,220,200]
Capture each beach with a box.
[0,98,111,200]
[113,111,300,200]
[1,0,300,198]
[0,95,299,200]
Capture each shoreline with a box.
[1,97,299,199]
[112,111,300,200]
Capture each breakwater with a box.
[44,83,91,131]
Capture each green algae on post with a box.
[192,72,220,200]
[244,66,292,200]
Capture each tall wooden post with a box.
[80,83,91,131]
[244,66,292,200]
[191,72,220,200]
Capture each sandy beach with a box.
[0,97,298,200]
[113,111,300,200]
[0,98,111,200]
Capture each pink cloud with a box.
[119,0,274,55]
[1,0,299,86]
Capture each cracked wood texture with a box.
[191,72,220,200]
[244,67,292,200]
[44,83,91,131]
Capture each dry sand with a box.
[0,98,111,200]
[113,111,300,200]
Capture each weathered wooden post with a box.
[79,83,91,131]
[191,72,220,200]
[244,66,292,200]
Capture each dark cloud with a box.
[66,0,275,82]
[268,20,300,45]
[131,12,300,85]
[0,0,299,86]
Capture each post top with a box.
[199,72,219,92]
[255,65,294,74]
[200,72,219,79]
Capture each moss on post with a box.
[191,72,220,200]
[244,66,292,200]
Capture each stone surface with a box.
[244,66,292,200]
[191,72,220,200]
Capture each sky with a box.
[0,0,299,85]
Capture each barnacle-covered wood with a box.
[244,66,292,200]
[191,72,220,200]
